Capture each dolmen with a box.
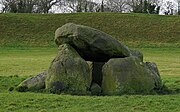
[17,23,162,95]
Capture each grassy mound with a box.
[0,13,179,47]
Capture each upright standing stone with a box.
[91,62,105,86]
[45,44,91,95]
[102,57,160,95]
[145,62,162,89]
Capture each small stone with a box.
[16,71,47,92]
[90,83,102,95]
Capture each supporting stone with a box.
[102,57,162,95]
[45,44,91,95]
[91,62,105,86]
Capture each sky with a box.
[159,0,179,14]
[0,5,1,11]
[0,0,179,14]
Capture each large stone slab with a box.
[45,44,91,95]
[55,23,131,61]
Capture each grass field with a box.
[0,13,179,111]
[0,47,179,112]
[0,13,180,47]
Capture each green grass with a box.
[141,48,180,93]
[0,47,179,111]
[0,13,179,111]
[0,13,180,47]
[141,48,180,76]
[0,47,57,77]
[0,92,179,112]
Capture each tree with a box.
[125,0,160,14]
[59,0,99,13]
[76,0,89,12]
[0,0,37,13]
[0,0,62,13]
[36,0,62,13]
[178,0,180,15]
[0,0,162,14]
[17,0,37,13]
[148,3,156,14]
[58,0,83,12]
[101,0,104,12]
[86,0,99,12]
[0,0,18,13]
[163,1,174,15]
[106,0,128,12]
[143,0,148,13]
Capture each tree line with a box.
[0,0,177,15]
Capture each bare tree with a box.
[125,0,160,13]
[86,0,99,12]
[0,0,18,13]
[101,0,104,12]
[17,0,37,13]
[165,1,174,15]
[0,0,37,13]
[76,0,88,12]
[0,0,62,13]
[178,0,180,15]
[59,0,98,13]
[107,0,128,12]
[36,0,62,13]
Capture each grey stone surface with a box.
[45,44,91,95]
[130,49,143,61]
[55,23,131,61]
[17,71,47,92]
[102,57,161,95]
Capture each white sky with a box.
[0,3,2,12]
[159,0,178,14]
[0,0,179,14]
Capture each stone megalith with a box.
[45,44,91,95]
[130,49,143,61]
[16,71,47,92]
[101,57,162,95]
[55,23,131,62]
[16,23,163,95]
[145,62,162,89]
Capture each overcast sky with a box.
[0,0,179,14]
[159,0,178,14]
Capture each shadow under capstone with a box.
[89,62,106,95]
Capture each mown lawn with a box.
[0,92,179,112]
[0,47,179,112]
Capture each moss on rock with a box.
[55,23,131,62]
[102,57,161,95]
[130,49,143,61]
[16,71,47,92]
[45,44,91,95]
